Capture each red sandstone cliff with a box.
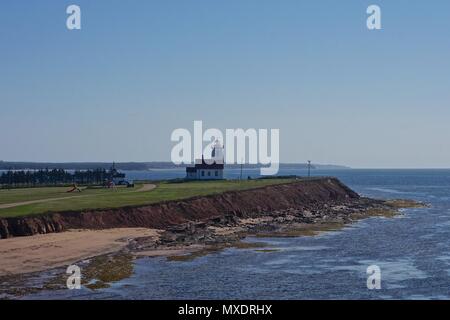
[0,178,359,239]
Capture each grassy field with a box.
[0,178,296,218]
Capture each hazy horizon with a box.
[1,1,449,168]
[1,159,450,170]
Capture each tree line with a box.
[0,168,117,186]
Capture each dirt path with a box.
[0,194,89,210]
[0,184,157,210]
[137,184,156,192]
[0,228,160,276]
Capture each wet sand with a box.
[0,228,160,276]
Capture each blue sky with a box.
[1,0,449,168]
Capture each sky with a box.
[1,0,449,168]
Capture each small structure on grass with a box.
[186,140,224,180]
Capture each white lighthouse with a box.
[185,139,225,180]
[211,139,224,164]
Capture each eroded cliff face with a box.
[0,178,359,239]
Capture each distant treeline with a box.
[0,161,350,171]
[0,168,116,186]
[0,161,157,171]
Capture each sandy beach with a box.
[0,228,160,276]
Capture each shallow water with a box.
[22,169,450,299]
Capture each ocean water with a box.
[22,169,450,299]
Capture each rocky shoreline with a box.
[129,196,421,258]
[0,178,425,298]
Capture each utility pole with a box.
[307,160,311,178]
[240,158,243,181]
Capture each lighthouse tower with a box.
[211,139,224,164]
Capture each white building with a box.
[186,140,224,180]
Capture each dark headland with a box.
[0,177,419,240]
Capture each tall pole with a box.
[240,161,243,181]
[307,160,311,178]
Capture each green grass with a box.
[0,186,130,205]
[0,179,296,218]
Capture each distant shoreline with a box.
[0,161,350,171]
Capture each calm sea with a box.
[22,169,450,299]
